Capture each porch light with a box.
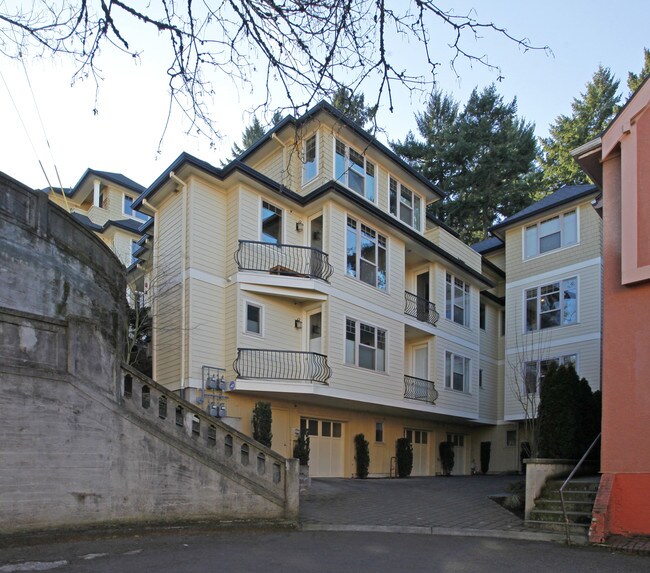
[295,318,303,329]
[296,220,304,232]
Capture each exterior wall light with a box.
[296,220,304,232]
[295,318,303,329]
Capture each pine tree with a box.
[539,66,620,190]
[331,86,378,129]
[392,86,539,243]
[628,47,650,95]
[228,112,284,160]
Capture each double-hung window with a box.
[303,135,318,183]
[525,277,577,331]
[261,200,282,244]
[345,318,386,372]
[524,354,576,394]
[445,352,470,392]
[524,210,577,258]
[389,177,422,231]
[245,302,262,335]
[335,139,375,201]
[445,273,470,327]
[346,217,387,291]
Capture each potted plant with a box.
[293,428,310,491]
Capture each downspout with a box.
[170,171,189,399]
[142,199,158,381]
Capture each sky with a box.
[1,1,648,191]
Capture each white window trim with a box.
[302,133,319,186]
[243,300,264,337]
[333,136,377,204]
[445,273,471,328]
[344,316,388,373]
[522,207,580,261]
[387,174,424,233]
[260,198,283,244]
[522,275,579,333]
[523,353,578,395]
[345,214,389,293]
[444,350,471,393]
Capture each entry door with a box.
[416,272,430,320]
[301,417,344,477]
[405,429,429,476]
[412,345,430,401]
[447,433,466,475]
[271,408,290,457]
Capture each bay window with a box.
[524,210,577,258]
[389,177,422,231]
[335,139,375,201]
[525,277,577,331]
[345,318,386,372]
[346,217,387,290]
[445,273,470,327]
[445,351,470,392]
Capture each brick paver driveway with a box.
[300,475,528,533]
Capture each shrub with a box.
[252,401,273,448]
[439,441,454,476]
[293,429,310,466]
[354,433,370,478]
[480,441,491,474]
[538,363,598,459]
[395,437,413,478]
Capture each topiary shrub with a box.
[354,433,370,478]
[439,441,455,476]
[480,441,491,474]
[293,429,310,466]
[395,437,413,478]
[252,401,273,448]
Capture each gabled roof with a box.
[235,100,446,200]
[69,168,146,198]
[489,184,598,234]
[134,152,493,288]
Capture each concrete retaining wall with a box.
[0,172,297,533]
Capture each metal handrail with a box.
[559,432,601,545]
[404,291,440,326]
[233,348,332,384]
[234,240,334,282]
[403,374,438,404]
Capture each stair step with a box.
[545,479,600,493]
[526,520,590,534]
[528,509,592,524]
[537,490,597,503]
[534,499,595,512]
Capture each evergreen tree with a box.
[331,86,378,129]
[228,112,283,160]
[628,47,650,95]
[392,85,538,243]
[539,66,620,190]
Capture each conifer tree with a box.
[331,87,378,129]
[539,66,620,190]
[392,85,538,243]
[628,47,650,95]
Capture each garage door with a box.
[301,417,344,477]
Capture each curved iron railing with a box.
[233,348,332,384]
[235,240,334,282]
[404,375,438,404]
[404,291,440,326]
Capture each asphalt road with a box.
[0,530,647,573]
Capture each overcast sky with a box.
[1,1,647,191]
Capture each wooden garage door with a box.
[301,417,344,477]
[405,429,430,476]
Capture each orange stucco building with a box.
[574,77,650,539]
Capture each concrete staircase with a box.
[526,476,600,537]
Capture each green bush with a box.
[538,363,598,459]
[252,401,272,448]
[395,437,413,478]
[293,429,310,466]
[480,441,491,474]
[354,433,370,479]
[439,441,455,476]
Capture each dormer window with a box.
[389,177,422,231]
[302,134,318,184]
[335,139,375,202]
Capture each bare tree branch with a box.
[0,1,549,144]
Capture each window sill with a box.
[343,273,390,297]
[342,362,388,376]
[523,242,579,262]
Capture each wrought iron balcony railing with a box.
[404,291,440,326]
[233,348,332,384]
[235,240,334,282]
[404,375,439,404]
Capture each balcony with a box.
[404,375,439,404]
[235,241,334,282]
[233,348,332,384]
[404,291,440,327]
